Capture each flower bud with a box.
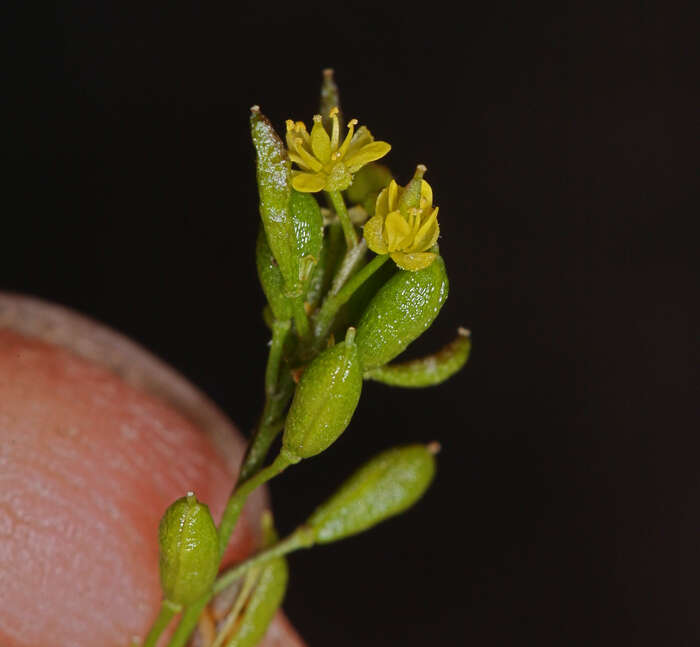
[282,328,362,459]
[158,492,219,606]
[355,255,449,370]
[319,68,342,132]
[307,444,437,544]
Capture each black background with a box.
[5,2,698,645]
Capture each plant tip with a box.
[458,326,471,337]
[426,441,442,455]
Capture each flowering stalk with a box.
[327,189,358,248]
[141,70,470,647]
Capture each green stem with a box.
[165,596,210,647]
[327,190,357,249]
[328,238,367,298]
[240,367,294,483]
[291,298,311,343]
[265,319,291,396]
[211,567,261,647]
[213,526,315,594]
[143,599,180,647]
[217,451,299,559]
[313,253,389,346]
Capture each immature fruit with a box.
[290,189,323,293]
[250,107,297,291]
[282,329,362,459]
[355,255,449,370]
[226,555,289,647]
[158,492,219,606]
[256,229,293,321]
[307,444,437,543]
[364,327,471,387]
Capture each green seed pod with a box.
[218,512,288,647]
[256,228,293,321]
[330,255,397,340]
[355,255,449,370]
[256,191,322,320]
[250,106,298,292]
[158,492,219,606]
[307,444,437,544]
[290,189,323,291]
[282,328,363,459]
[224,557,288,647]
[364,327,471,387]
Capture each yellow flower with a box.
[363,165,440,271]
[285,107,391,193]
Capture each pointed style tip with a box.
[345,326,357,346]
[250,104,261,114]
[415,164,428,178]
[458,326,471,337]
[427,441,442,455]
[323,68,335,78]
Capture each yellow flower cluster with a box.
[363,166,440,271]
[286,108,391,193]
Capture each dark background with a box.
[5,2,698,645]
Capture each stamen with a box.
[286,119,295,132]
[337,119,358,158]
[330,110,340,150]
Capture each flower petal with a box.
[419,180,433,210]
[288,152,313,172]
[409,207,440,252]
[390,251,437,271]
[387,180,399,211]
[363,214,389,254]
[290,139,323,172]
[310,116,332,164]
[345,141,392,173]
[384,210,412,252]
[375,186,389,218]
[292,172,327,193]
[344,126,374,159]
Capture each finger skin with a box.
[0,330,302,647]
